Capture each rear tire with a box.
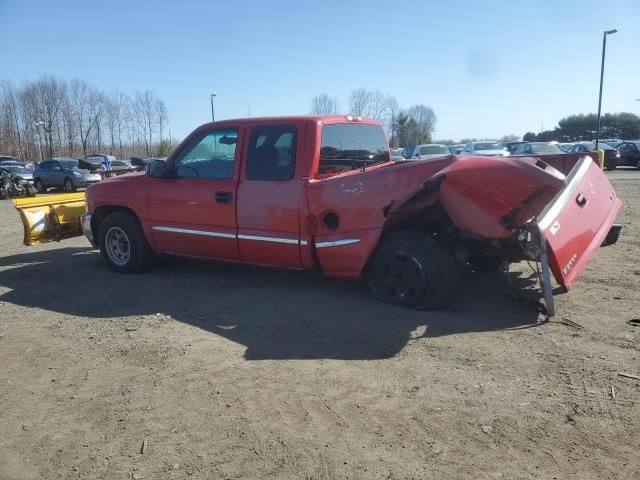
[98,211,155,273]
[365,230,458,309]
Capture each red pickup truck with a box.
[80,115,622,314]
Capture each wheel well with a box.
[91,206,139,247]
[382,201,454,239]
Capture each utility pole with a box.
[596,29,618,149]
[210,92,218,122]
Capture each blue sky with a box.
[1,0,638,141]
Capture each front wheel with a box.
[34,179,46,193]
[365,230,458,309]
[63,177,75,192]
[98,211,155,273]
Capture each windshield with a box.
[531,143,563,154]
[58,159,79,169]
[475,142,503,151]
[420,145,449,155]
[5,166,30,174]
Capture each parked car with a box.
[78,157,107,177]
[460,141,509,157]
[0,155,18,163]
[33,158,103,192]
[390,148,405,162]
[131,157,166,172]
[511,142,564,155]
[558,143,573,152]
[448,144,465,154]
[109,159,137,174]
[504,141,527,154]
[24,114,617,317]
[616,140,640,168]
[403,144,451,160]
[0,164,34,183]
[601,139,621,148]
[565,141,619,170]
[85,153,116,171]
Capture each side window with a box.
[319,123,389,176]
[173,128,238,179]
[39,161,51,171]
[631,144,639,153]
[52,162,62,171]
[246,125,296,181]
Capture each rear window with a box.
[319,123,389,176]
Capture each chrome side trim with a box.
[152,225,236,239]
[238,234,300,245]
[153,225,309,246]
[315,238,361,248]
[537,156,593,231]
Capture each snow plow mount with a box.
[13,192,87,246]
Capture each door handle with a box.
[215,191,233,204]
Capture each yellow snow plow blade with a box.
[13,192,87,246]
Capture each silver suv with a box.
[33,158,102,192]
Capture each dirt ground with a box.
[0,169,638,480]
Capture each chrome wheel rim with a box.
[64,179,73,192]
[105,226,130,266]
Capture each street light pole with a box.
[33,121,45,163]
[210,92,218,122]
[596,29,617,150]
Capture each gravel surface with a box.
[0,169,638,479]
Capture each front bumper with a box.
[82,212,97,247]
[75,178,102,187]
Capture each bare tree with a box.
[407,104,437,138]
[386,96,400,147]
[132,90,159,156]
[70,79,105,156]
[364,90,388,121]
[155,98,168,150]
[0,75,172,161]
[348,88,371,116]
[310,94,339,115]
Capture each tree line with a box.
[523,112,640,142]
[310,89,437,147]
[0,75,171,162]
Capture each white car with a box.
[403,144,451,161]
[460,141,510,157]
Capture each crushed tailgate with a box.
[537,156,622,291]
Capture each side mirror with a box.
[147,159,169,178]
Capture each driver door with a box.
[146,126,243,261]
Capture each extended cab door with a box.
[235,121,306,268]
[146,126,242,261]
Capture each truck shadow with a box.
[0,247,543,360]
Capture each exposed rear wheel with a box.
[365,230,458,309]
[98,211,155,273]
